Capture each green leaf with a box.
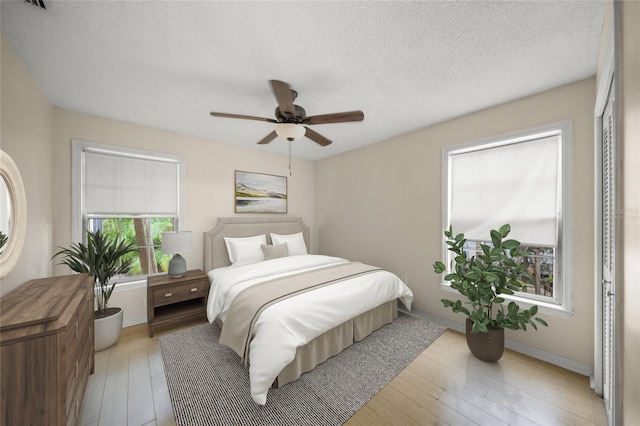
[444,273,457,281]
[498,224,511,237]
[535,317,549,327]
[475,322,488,333]
[490,230,502,247]
[464,271,482,281]
[502,239,520,250]
[455,255,467,265]
[493,297,505,304]
[433,261,446,273]
[508,302,518,315]
[484,273,499,282]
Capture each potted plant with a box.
[433,224,548,362]
[53,229,136,351]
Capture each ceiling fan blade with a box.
[302,110,364,125]
[304,126,332,146]
[270,80,296,117]
[210,112,278,123]
[257,130,278,145]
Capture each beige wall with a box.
[316,78,596,367]
[619,1,640,422]
[51,109,316,275]
[0,35,54,296]
[0,32,316,297]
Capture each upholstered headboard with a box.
[203,216,311,272]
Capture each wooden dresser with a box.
[0,274,95,426]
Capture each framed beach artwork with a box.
[235,170,287,213]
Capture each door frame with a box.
[593,11,618,424]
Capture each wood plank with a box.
[151,373,176,426]
[348,404,391,426]
[439,391,508,426]
[367,387,425,426]
[78,370,105,426]
[99,370,128,426]
[128,348,155,426]
[387,376,478,426]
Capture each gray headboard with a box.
[203,216,311,272]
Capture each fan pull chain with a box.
[289,141,292,176]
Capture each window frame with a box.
[86,214,177,280]
[440,120,573,317]
[71,140,185,283]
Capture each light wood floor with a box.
[79,320,607,426]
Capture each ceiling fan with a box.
[210,80,364,147]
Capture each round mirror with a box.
[0,150,27,279]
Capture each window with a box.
[72,140,184,281]
[442,121,572,313]
[86,216,174,277]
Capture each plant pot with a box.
[94,307,123,352]
[465,318,505,362]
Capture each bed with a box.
[203,216,413,404]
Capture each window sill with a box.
[112,278,147,291]
[439,283,573,319]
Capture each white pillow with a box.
[270,232,307,256]
[224,234,267,266]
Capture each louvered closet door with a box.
[601,86,616,426]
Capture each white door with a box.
[601,82,616,426]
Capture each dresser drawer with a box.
[153,278,208,307]
[65,288,93,382]
[66,337,92,420]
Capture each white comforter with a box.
[206,254,414,404]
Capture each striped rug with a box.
[159,312,446,426]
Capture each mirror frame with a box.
[0,150,27,279]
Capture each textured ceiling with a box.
[1,0,605,160]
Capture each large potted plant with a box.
[53,229,136,351]
[433,224,548,362]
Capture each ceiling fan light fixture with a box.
[275,123,306,142]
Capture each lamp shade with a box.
[162,231,191,278]
[161,231,192,254]
[275,123,306,141]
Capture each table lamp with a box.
[162,231,192,278]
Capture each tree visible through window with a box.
[88,216,175,277]
[463,241,555,298]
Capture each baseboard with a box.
[400,307,594,377]
[123,316,148,328]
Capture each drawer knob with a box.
[164,292,173,298]
[191,287,198,292]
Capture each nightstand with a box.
[147,269,210,337]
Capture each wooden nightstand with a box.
[147,269,210,337]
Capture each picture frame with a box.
[235,170,287,214]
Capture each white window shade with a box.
[84,150,179,215]
[449,135,560,247]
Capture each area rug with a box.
[159,312,446,426]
